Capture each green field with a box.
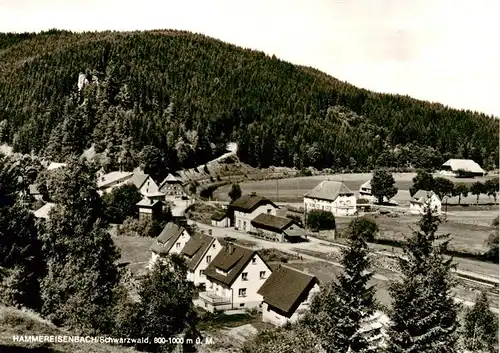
[113,235,153,276]
[214,173,497,203]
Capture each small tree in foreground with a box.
[116,255,199,353]
[453,183,469,205]
[371,169,398,204]
[306,210,336,231]
[470,181,484,205]
[304,218,377,353]
[386,205,459,352]
[462,290,498,353]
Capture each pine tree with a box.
[386,205,459,353]
[305,217,377,352]
[462,290,498,352]
[40,157,121,334]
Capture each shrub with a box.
[306,210,336,230]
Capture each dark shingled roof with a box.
[250,214,295,232]
[204,243,266,288]
[211,210,228,221]
[258,266,319,315]
[150,222,187,255]
[229,194,276,213]
[180,233,216,271]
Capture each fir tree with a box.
[386,204,459,353]
[305,217,377,353]
[462,290,498,353]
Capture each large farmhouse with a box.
[97,170,161,199]
[181,233,222,287]
[409,190,442,215]
[250,214,307,243]
[304,181,357,216]
[258,265,320,326]
[230,193,278,232]
[159,173,184,199]
[198,243,272,312]
[149,222,192,269]
[439,159,485,177]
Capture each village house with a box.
[230,193,278,232]
[46,162,67,171]
[258,265,320,326]
[159,173,184,200]
[304,181,357,216]
[409,190,442,215]
[149,222,192,270]
[136,198,163,221]
[359,180,372,197]
[97,170,162,199]
[198,243,272,313]
[180,232,223,287]
[250,213,307,243]
[439,159,485,177]
[211,210,230,227]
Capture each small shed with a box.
[211,210,230,227]
[250,214,306,243]
[137,198,163,221]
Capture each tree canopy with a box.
[0,30,497,173]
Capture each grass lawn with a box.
[213,173,497,203]
[197,310,260,331]
[113,235,153,276]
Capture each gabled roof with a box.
[180,233,217,271]
[211,210,228,221]
[360,180,371,190]
[97,171,133,188]
[150,222,188,255]
[130,172,150,189]
[136,198,161,208]
[250,213,295,232]
[411,190,440,204]
[304,180,353,201]
[442,159,484,174]
[204,243,262,288]
[160,173,181,187]
[230,194,277,212]
[33,202,56,219]
[258,265,319,315]
[47,162,67,171]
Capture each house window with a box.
[267,209,271,214]
[252,258,257,265]
[206,255,211,263]
[259,271,266,279]
[242,272,248,281]
[200,270,204,276]
[212,244,216,248]
[238,220,241,228]
[210,283,213,289]
[239,303,245,308]
[176,242,181,248]
[243,221,247,230]
[238,288,247,297]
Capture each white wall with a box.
[235,204,277,232]
[304,195,357,216]
[212,218,230,227]
[409,196,441,215]
[168,229,191,255]
[262,282,320,326]
[205,253,270,310]
[192,240,223,286]
[139,177,159,195]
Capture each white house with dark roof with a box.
[439,159,485,177]
[97,171,161,199]
[149,222,192,270]
[304,180,357,216]
[211,210,230,227]
[137,198,163,221]
[258,265,320,326]
[409,190,441,215]
[197,243,272,313]
[359,180,372,196]
[230,193,278,232]
[180,232,222,287]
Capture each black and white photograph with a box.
[0,0,498,352]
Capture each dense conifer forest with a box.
[0,29,498,180]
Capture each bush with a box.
[306,210,336,230]
[298,168,313,177]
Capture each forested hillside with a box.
[0,29,498,181]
